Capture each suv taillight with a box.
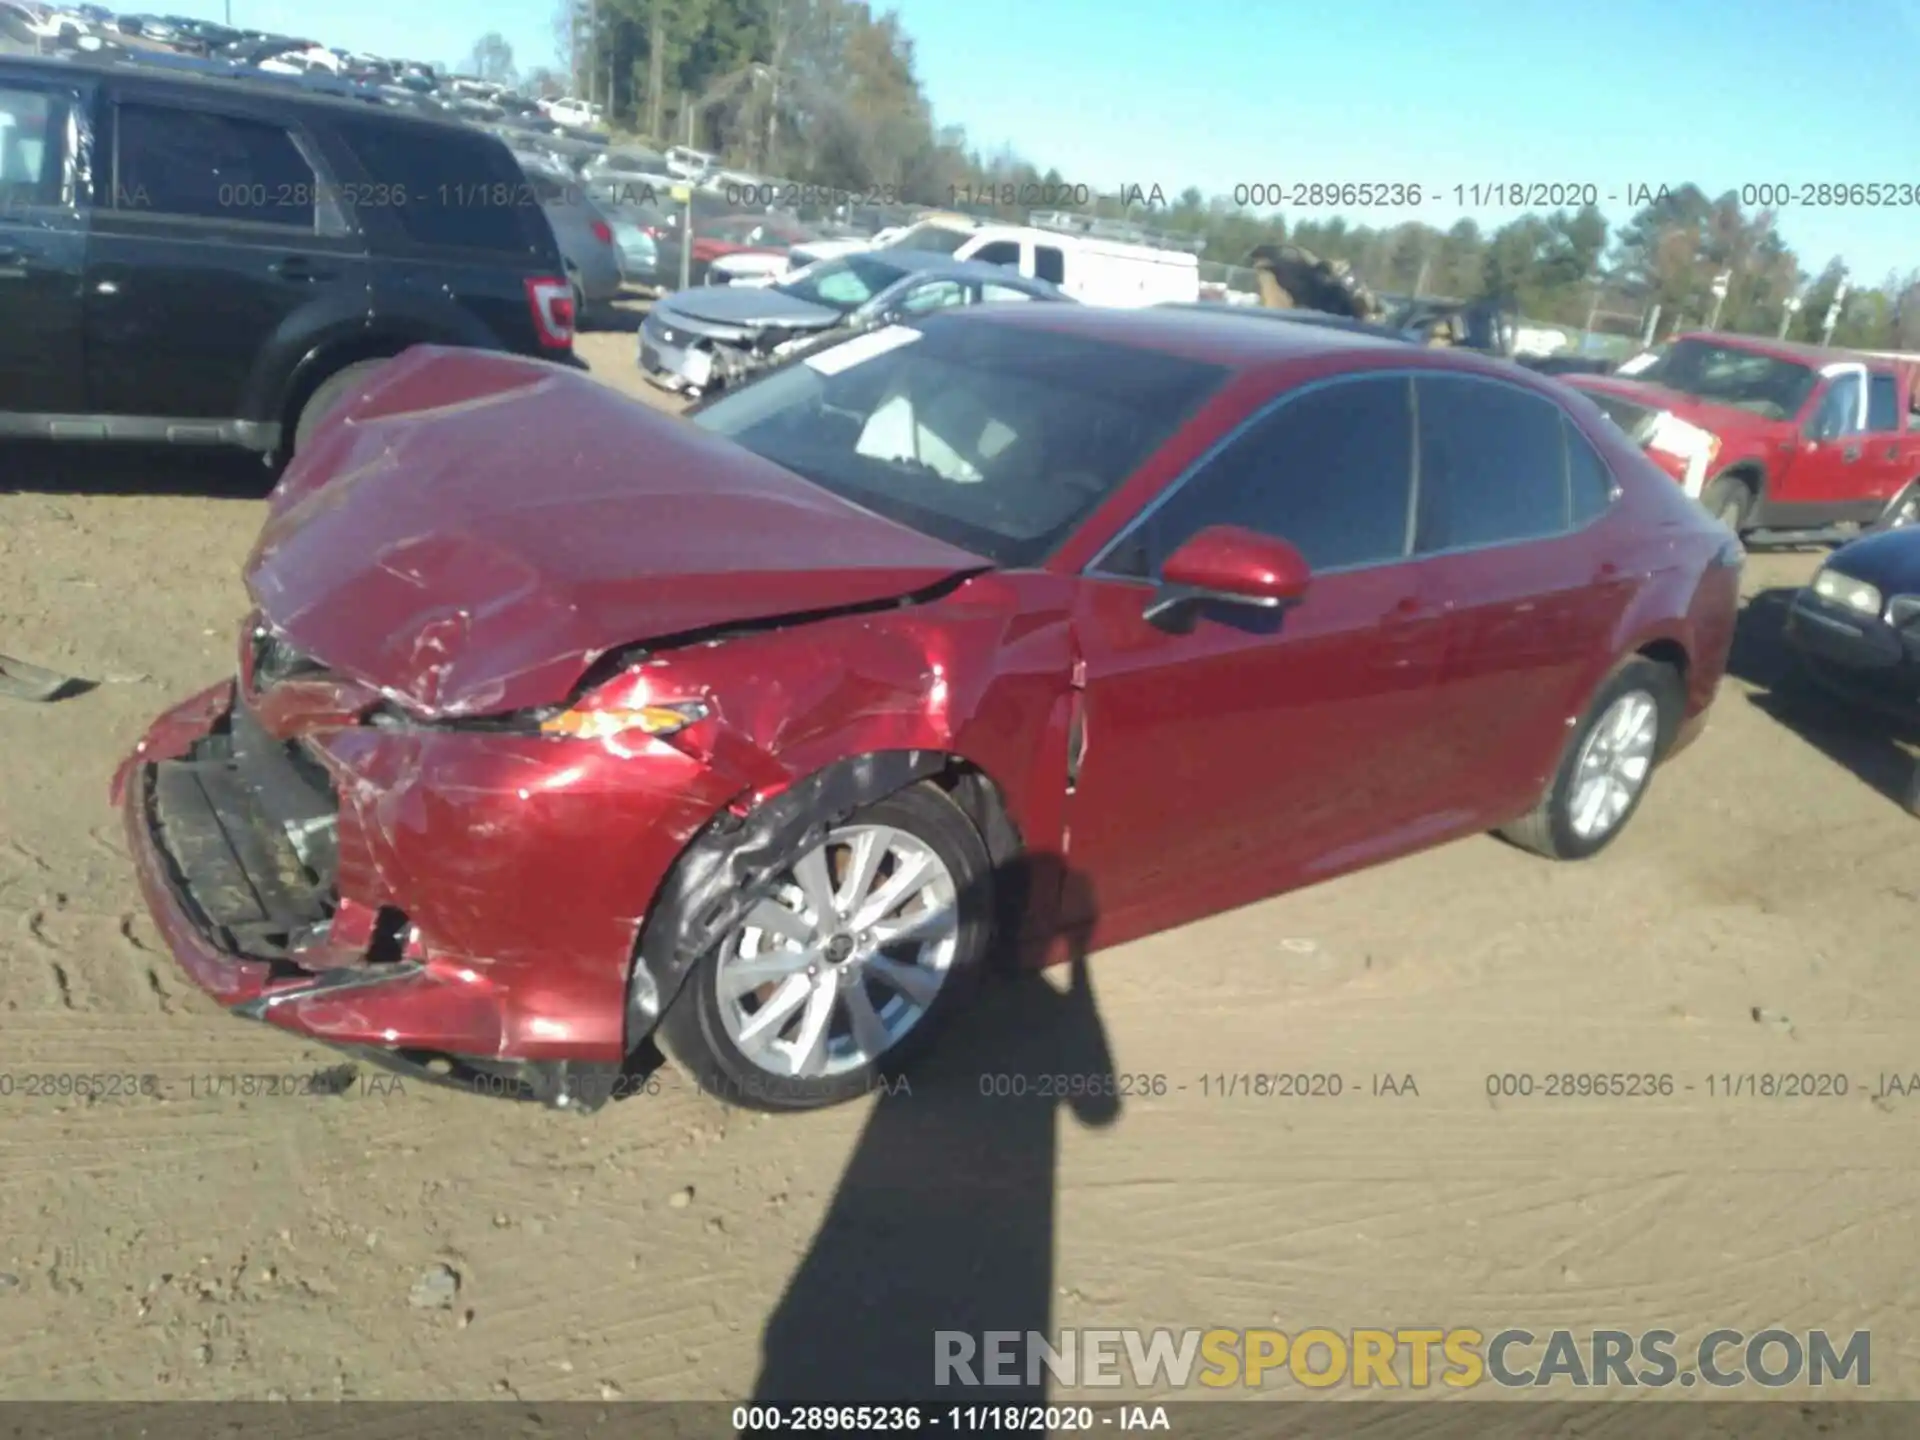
[590,219,613,245]
[525,275,575,350]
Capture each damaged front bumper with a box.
[113,680,735,1111]
[637,320,827,394]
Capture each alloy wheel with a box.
[1567,689,1659,840]
[714,824,960,1079]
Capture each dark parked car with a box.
[115,306,1740,1113]
[0,54,579,463]
[1784,524,1920,812]
[640,250,1069,395]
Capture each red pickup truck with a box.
[1564,333,1920,536]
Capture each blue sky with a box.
[174,0,1920,282]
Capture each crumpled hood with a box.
[247,346,988,718]
[655,284,841,332]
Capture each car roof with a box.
[1157,301,1414,341]
[939,299,1436,368]
[2,51,486,133]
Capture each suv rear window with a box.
[333,119,540,254]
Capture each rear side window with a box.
[1035,245,1065,284]
[1416,375,1570,551]
[332,120,537,253]
[1867,374,1901,432]
[0,86,64,208]
[1565,419,1616,526]
[115,103,316,227]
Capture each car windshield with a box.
[775,253,914,314]
[690,315,1228,565]
[1630,337,1818,419]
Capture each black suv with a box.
[0,55,579,463]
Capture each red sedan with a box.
[113,306,1741,1112]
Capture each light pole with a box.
[1777,293,1802,340]
[1821,273,1850,347]
[1705,269,1731,330]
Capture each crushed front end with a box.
[113,622,735,1111]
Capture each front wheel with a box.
[1498,658,1685,860]
[655,782,993,1111]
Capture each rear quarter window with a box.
[330,118,545,256]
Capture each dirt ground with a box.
[1,318,1917,1408]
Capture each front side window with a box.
[692,316,1227,566]
[1416,374,1572,551]
[1105,374,1416,577]
[1811,374,1864,439]
[971,240,1021,267]
[115,103,315,227]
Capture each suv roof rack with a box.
[1026,209,1207,254]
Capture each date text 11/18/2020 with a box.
[1484,1072,1920,1100]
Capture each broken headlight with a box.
[538,699,710,740]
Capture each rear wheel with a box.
[290,358,391,456]
[655,782,993,1111]
[1700,472,1755,533]
[1498,657,1685,861]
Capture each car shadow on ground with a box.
[1729,585,1920,813]
[0,442,276,499]
[748,856,1118,1404]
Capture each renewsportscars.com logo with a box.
[934,1328,1872,1390]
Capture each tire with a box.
[655,781,994,1112]
[1700,472,1755,534]
[290,359,391,456]
[1905,759,1920,819]
[1877,482,1920,532]
[1498,657,1686,861]
[571,279,589,331]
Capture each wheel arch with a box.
[624,749,1026,1055]
[276,336,423,446]
[1708,457,1768,509]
